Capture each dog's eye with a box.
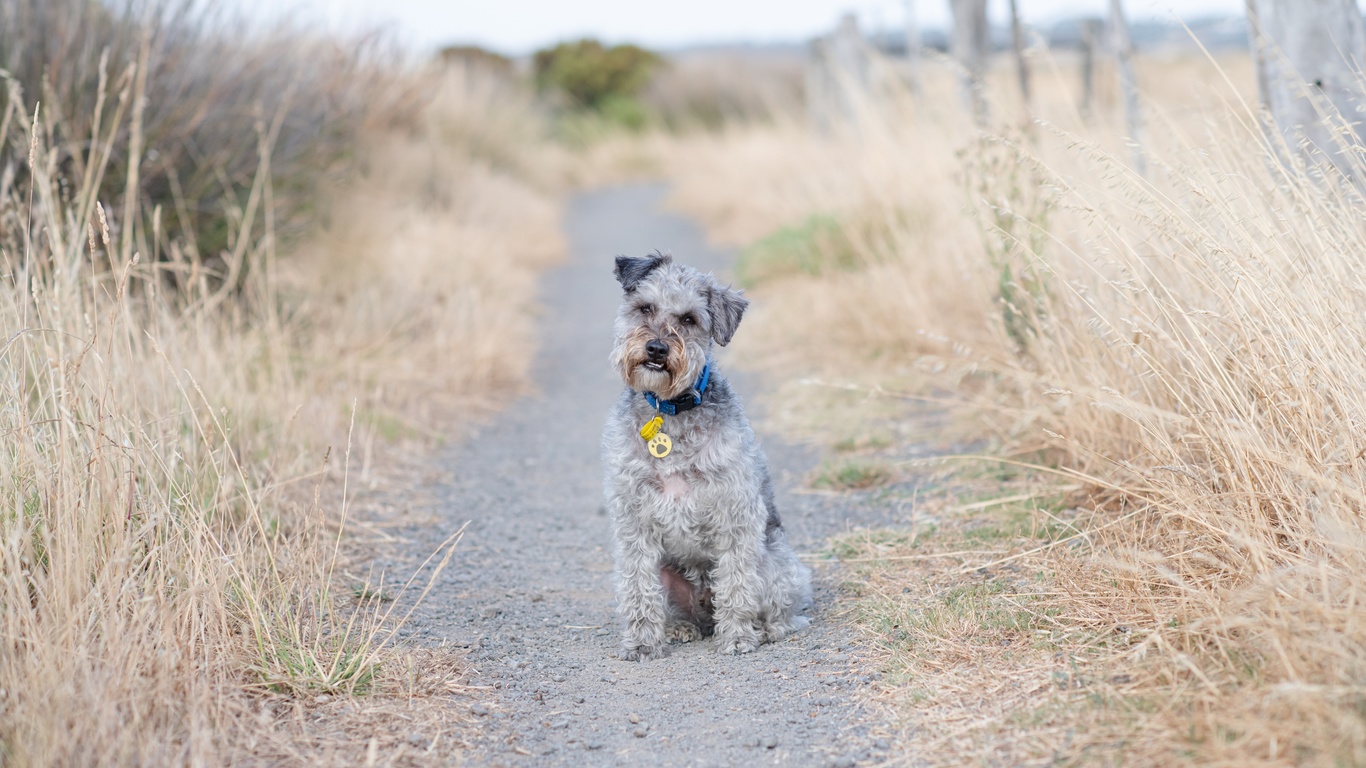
[638,304,654,316]
[680,313,697,326]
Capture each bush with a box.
[0,0,415,296]
[533,39,659,112]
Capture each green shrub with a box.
[533,39,659,113]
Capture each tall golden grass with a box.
[0,0,414,273]
[0,47,559,766]
[645,50,1366,764]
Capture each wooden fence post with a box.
[1008,0,1031,109]
[1246,0,1366,180]
[905,0,922,95]
[950,0,990,126]
[1079,18,1103,120]
[807,14,875,132]
[1110,0,1146,175]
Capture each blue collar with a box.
[643,363,711,415]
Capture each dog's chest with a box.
[637,464,731,554]
[613,400,759,546]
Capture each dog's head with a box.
[609,252,748,399]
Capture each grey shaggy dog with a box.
[602,252,812,661]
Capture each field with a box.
[3,3,1365,765]
[0,4,560,762]
[640,49,1366,766]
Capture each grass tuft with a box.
[813,459,894,491]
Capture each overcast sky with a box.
[246,0,1249,55]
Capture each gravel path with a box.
[389,183,921,767]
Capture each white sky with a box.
[247,0,1249,55]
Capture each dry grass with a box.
[0,0,415,272]
[641,49,806,131]
[642,48,1366,765]
[286,65,563,442]
[0,46,559,766]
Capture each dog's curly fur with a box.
[602,252,811,660]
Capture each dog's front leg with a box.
[614,525,669,661]
[710,531,763,655]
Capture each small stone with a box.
[407,732,426,747]
[586,741,605,750]
[831,757,856,768]
[531,593,546,602]
[765,736,779,749]
[628,713,640,724]
[314,694,332,704]
[633,727,647,738]
[481,607,500,619]
[470,702,490,716]
[551,673,567,683]
[874,738,891,750]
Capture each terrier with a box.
[602,252,811,660]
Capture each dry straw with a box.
[646,49,1364,764]
[0,24,559,765]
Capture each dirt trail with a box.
[388,183,920,767]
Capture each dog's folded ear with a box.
[707,283,749,346]
[614,252,672,292]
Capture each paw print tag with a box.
[647,432,673,458]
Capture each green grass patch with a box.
[259,639,380,696]
[736,213,861,287]
[832,433,893,453]
[351,583,393,603]
[812,459,893,491]
[959,494,1074,544]
[355,405,423,442]
[829,528,924,560]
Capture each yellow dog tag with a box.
[639,416,664,441]
[647,433,673,458]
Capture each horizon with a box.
[240,0,1251,56]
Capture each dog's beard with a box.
[614,328,701,399]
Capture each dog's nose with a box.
[645,339,669,362]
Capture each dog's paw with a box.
[666,623,703,644]
[717,637,758,655]
[761,615,810,643]
[760,624,788,644]
[620,644,669,661]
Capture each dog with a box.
[602,252,811,660]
